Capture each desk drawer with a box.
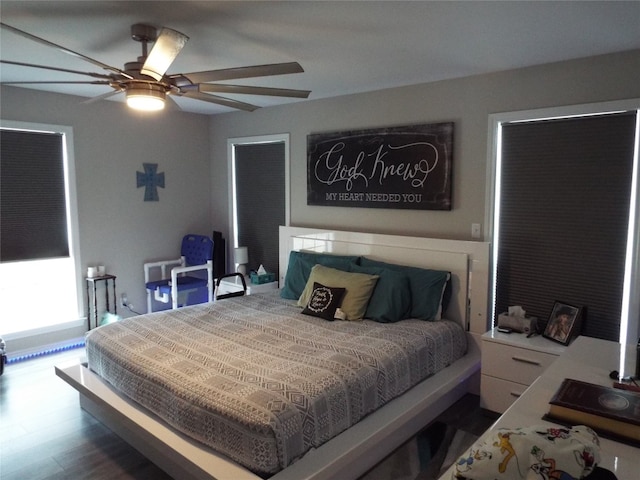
[482,341,557,385]
[480,374,528,413]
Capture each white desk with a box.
[440,336,639,479]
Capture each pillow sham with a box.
[280,251,360,300]
[297,264,379,320]
[349,264,412,323]
[301,282,346,321]
[359,257,450,320]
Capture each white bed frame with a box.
[56,226,491,480]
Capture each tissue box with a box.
[250,272,276,284]
[498,313,538,334]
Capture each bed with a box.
[56,226,491,480]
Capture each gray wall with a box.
[209,50,640,241]
[1,86,211,350]
[2,49,639,352]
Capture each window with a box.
[488,101,639,347]
[228,134,290,276]
[1,129,69,261]
[0,121,82,336]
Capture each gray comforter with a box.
[86,292,467,475]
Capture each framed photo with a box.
[543,301,582,345]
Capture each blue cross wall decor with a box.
[136,163,165,201]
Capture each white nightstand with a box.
[480,327,568,413]
[246,281,278,294]
[217,276,278,297]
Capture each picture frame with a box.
[543,301,582,345]
[307,122,453,210]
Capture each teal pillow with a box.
[280,251,360,300]
[349,264,412,323]
[359,257,450,320]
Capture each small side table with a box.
[86,274,117,330]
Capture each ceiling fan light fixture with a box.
[126,84,166,111]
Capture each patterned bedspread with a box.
[86,292,467,475]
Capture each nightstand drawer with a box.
[482,341,557,385]
[480,374,528,413]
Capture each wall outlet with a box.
[120,293,128,308]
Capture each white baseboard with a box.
[4,322,86,360]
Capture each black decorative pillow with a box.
[302,282,346,321]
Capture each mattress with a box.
[85,292,467,475]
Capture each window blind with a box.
[496,112,636,341]
[1,129,69,262]
[234,143,285,276]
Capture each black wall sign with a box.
[307,122,453,210]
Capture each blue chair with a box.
[144,234,214,312]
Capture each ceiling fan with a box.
[0,22,311,112]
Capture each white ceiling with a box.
[1,1,639,115]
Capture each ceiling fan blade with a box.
[0,22,132,79]
[141,27,189,81]
[179,91,259,112]
[172,62,304,85]
[1,80,111,85]
[1,59,116,80]
[82,88,124,104]
[198,83,310,98]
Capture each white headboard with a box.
[279,226,491,334]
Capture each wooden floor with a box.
[0,348,496,480]
[0,347,171,480]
